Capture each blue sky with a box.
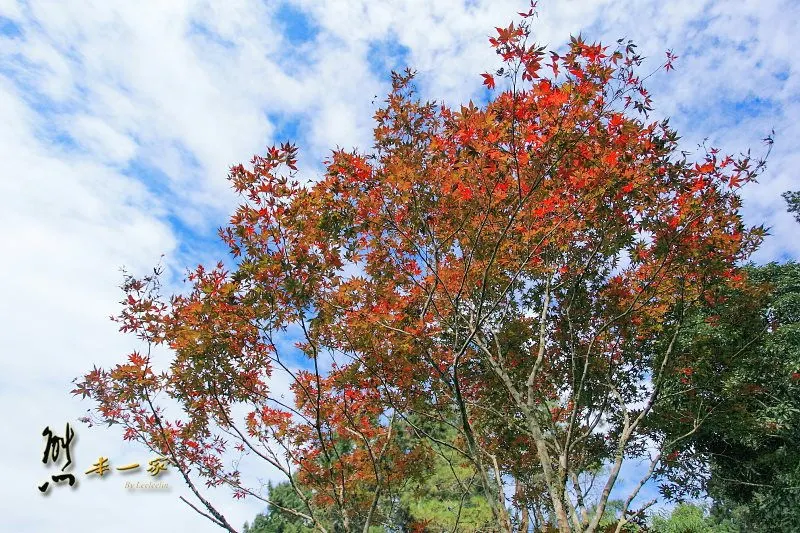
[1,0,799,531]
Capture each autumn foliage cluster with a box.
[73,9,771,533]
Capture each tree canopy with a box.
[656,261,800,531]
[72,7,781,533]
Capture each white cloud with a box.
[1,0,798,531]
[67,115,138,163]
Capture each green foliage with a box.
[244,417,495,532]
[394,414,495,531]
[244,414,495,532]
[705,262,800,531]
[650,504,716,533]
[585,499,642,532]
[243,482,315,533]
[782,190,800,224]
[656,261,800,531]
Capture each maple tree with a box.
[73,7,773,533]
